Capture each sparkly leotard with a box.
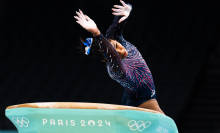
[94,4,156,107]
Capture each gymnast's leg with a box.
[138,99,165,114]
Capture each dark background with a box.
[1,0,220,132]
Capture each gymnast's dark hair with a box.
[78,38,108,63]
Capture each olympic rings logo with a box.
[127,120,151,131]
[12,117,29,127]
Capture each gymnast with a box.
[74,0,164,114]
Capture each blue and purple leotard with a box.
[94,5,156,107]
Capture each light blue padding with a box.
[6,108,178,133]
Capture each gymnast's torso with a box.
[107,39,156,107]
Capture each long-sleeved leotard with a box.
[94,4,156,107]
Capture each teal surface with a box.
[6,108,178,133]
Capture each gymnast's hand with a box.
[112,0,132,23]
[74,9,100,36]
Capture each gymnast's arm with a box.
[74,10,126,76]
[106,1,132,42]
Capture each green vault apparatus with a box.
[6,102,178,133]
